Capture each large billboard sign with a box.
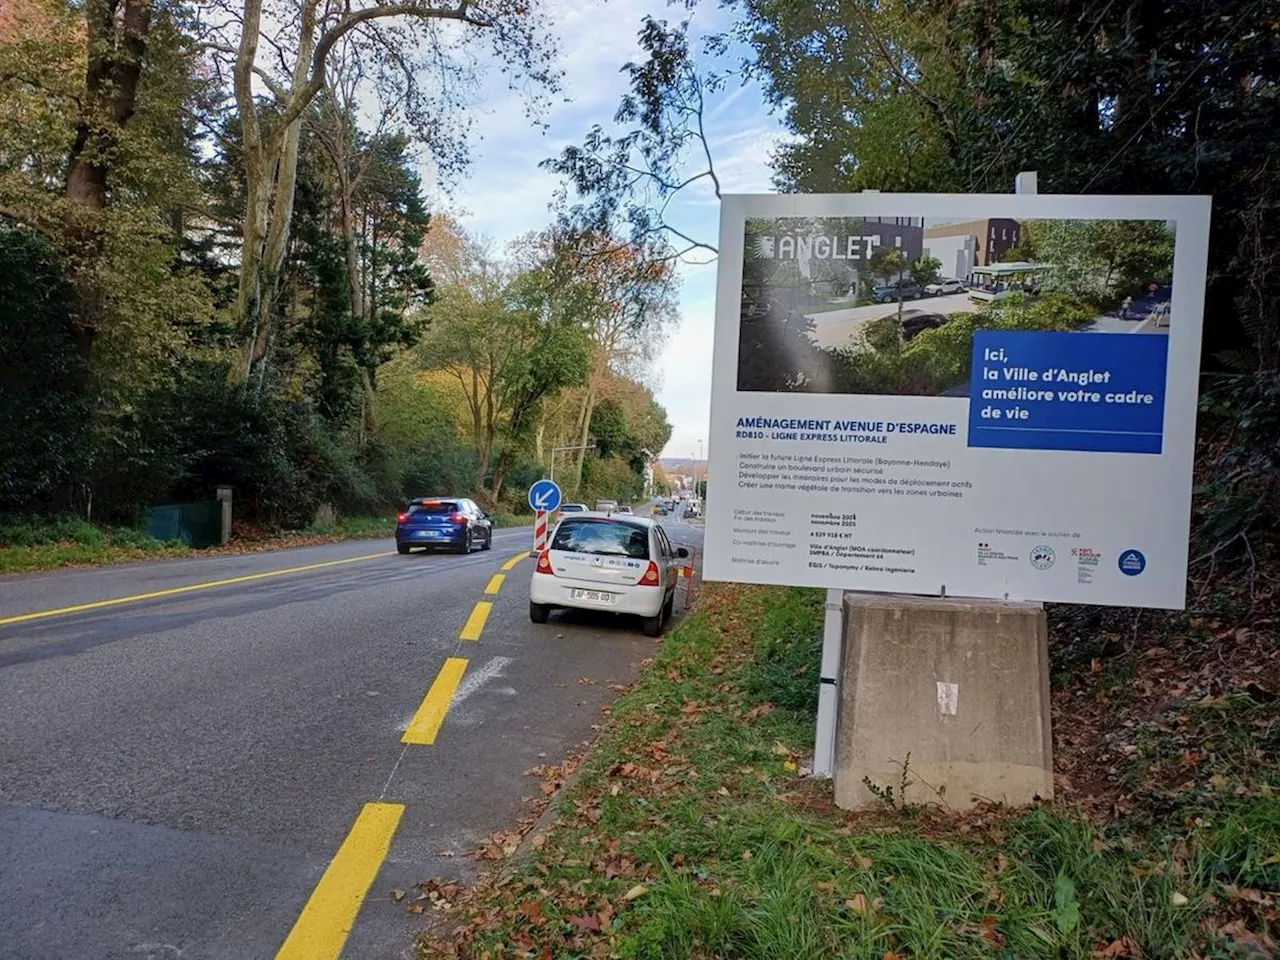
[704,193,1211,609]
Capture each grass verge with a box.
[1,512,427,574]
[417,584,1278,959]
[0,516,189,573]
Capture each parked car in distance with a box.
[899,309,949,341]
[617,505,633,515]
[595,499,618,513]
[397,498,492,554]
[529,514,687,636]
[924,278,967,296]
[559,502,588,513]
[871,282,923,303]
[652,504,668,516]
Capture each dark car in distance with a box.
[396,498,493,554]
[899,309,949,341]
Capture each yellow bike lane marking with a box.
[274,802,404,960]
[0,551,393,627]
[276,548,532,958]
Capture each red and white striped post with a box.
[528,479,561,555]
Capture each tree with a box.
[1,0,212,376]
[738,0,1279,369]
[1031,219,1174,305]
[421,251,591,503]
[868,245,908,318]
[911,255,942,288]
[542,15,725,261]
[200,0,557,389]
[515,226,679,495]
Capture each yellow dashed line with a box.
[274,802,404,959]
[401,657,469,745]
[0,551,394,627]
[458,601,492,640]
[484,573,505,595]
[500,551,529,571]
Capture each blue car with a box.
[396,498,493,554]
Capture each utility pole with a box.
[549,442,596,485]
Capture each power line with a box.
[1080,0,1266,193]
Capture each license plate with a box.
[571,589,615,604]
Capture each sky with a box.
[436,0,789,461]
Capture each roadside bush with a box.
[1192,371,1280,567]
[0,222,91,514]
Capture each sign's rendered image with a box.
[704,193,1211,609]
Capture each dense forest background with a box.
[0,0,676,532]
[2,0,1277,564]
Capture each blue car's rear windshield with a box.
[408,501,458,515]
[551,519,649,559]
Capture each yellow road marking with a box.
[459,601,492,641]
[274,801,404,960]
[500,551,529,571]
[0,551,394,627]
[401,657,468,745]
[484,573,505,595]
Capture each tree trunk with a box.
[571,381,596,496]
[232,0,316,387]
[63,0,152,369]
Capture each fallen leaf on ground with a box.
[389,888,405,902]
[846,893,870,914]
[1092,937,1137,957]
[520,900,544,923]
[624,884,648,900]
[567,913,602,933]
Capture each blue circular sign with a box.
[528,479,562,512]
[1118,549,1146,576]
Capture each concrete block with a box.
[833,592,1052,811]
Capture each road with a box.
[807,292,979,349]
[0,514,703,960]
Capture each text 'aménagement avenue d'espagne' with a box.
[735,416,957,444]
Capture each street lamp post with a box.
[549,442,596,485]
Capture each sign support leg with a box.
[811,587,845,778]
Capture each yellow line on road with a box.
[483,573,505,595]
[500,551,529,571]
[274,801,404,960]
[401,656,468,745]
[459,601,492,641]
[0,551,394,627]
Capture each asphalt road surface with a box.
[0,516,704,960]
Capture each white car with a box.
[529,513,688,636]
[924,278,967,296]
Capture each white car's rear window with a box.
[551,519,649,559]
